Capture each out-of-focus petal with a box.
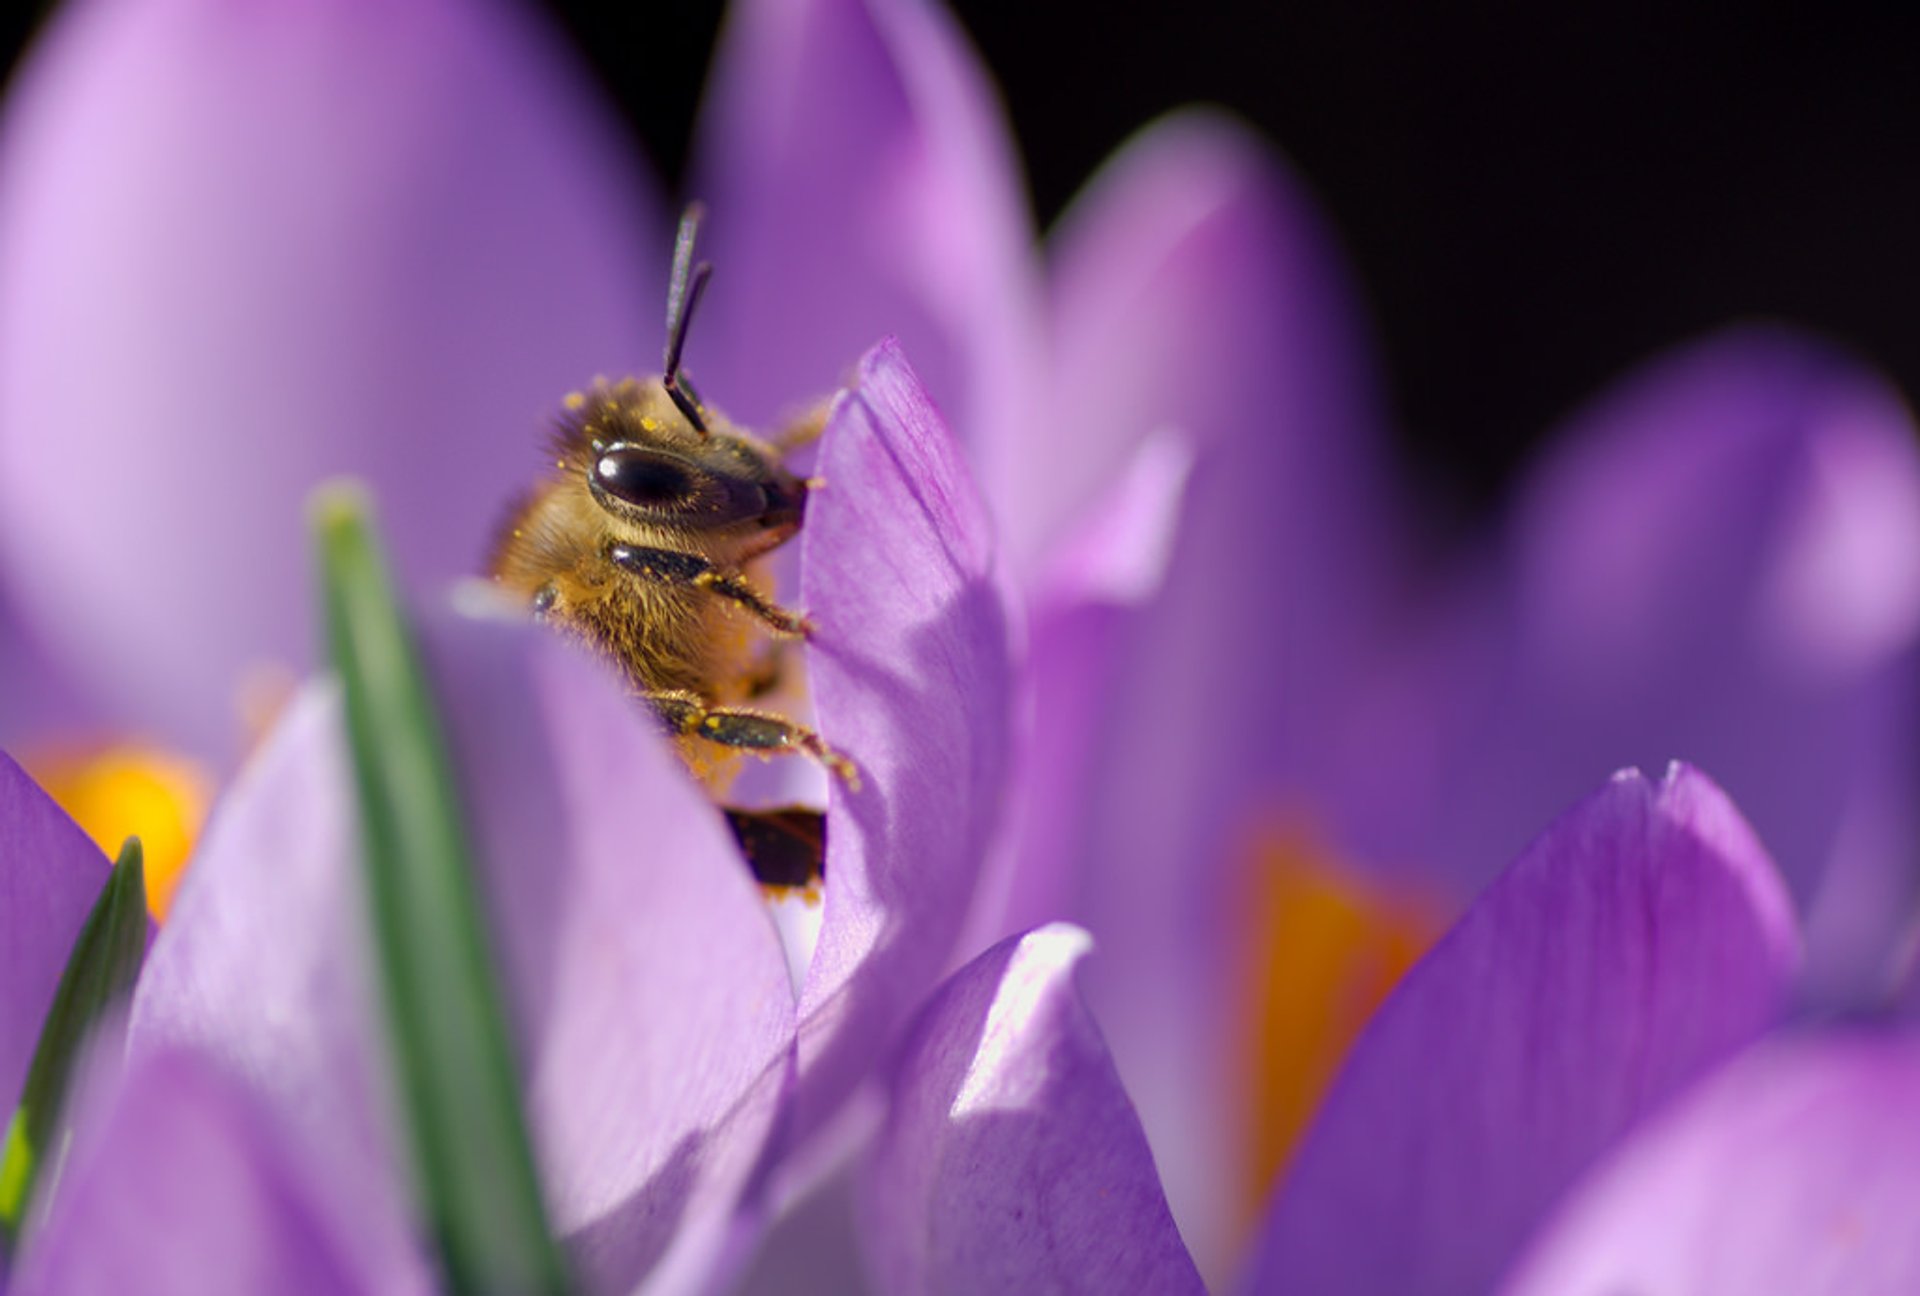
[128,614,796,1293]
[1379,330,1920,910]
[794,340,1014,1145]
[1034,110,1402,1278]
[692,0,1041,462]
[12,1046,408,1296]
[1033,108,1392,575]
[0,0,661,762]
[1502,1029,1920,1295]
[856,924,1203,1295]
[1244,765,1800,1296]
[979,431,1194,946]
[0,590,102,746]
[0,750,111,1100]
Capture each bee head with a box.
[573,203,806,537]
[586,431,805,536]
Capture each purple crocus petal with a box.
[0,0,660,762]
[418,610,797,1293]
[691,0,1041,459]
[0,590,103,746]
[126,685,432,1288]
[0,749,112,1100]
[981,431,1195,947]
[856,923,1204,1295]
[733,1165,876,1296]
[13,1045,415,1296]
[1033,110,1402,1276]
[129,613,797,1293]
[1502,1029,1920,1294]
[794,340,1014,1144]
[1243,764,1800,1296]
[1031,108,1393,576]
[1401,329,1920,909]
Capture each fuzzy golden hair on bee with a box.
[487,204,854,877]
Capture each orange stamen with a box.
[1232,821,1441,1226]
[22,742,212,921]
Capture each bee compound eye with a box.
[592,446,696,510]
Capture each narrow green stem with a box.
[315,486,571,1295]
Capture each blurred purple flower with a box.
[0,0,662,764]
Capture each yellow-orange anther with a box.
[1233,824,1440,1227]
[24,743,212,921]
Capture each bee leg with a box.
[643,691,858,787]
[691,570,812,637]
[608,543,812,637]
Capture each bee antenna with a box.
[663,203,712,436]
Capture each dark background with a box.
[7,2,1918,517]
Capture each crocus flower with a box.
[1241,762,1920,1294]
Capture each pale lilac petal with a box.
[421,609,796,1293]
[857,924,1203,1295]
[125,685,432,1288]
[1034,108,1394,577]
[129,613,796,1293]
[978,431,1195,947]
[1388,330,1920,913]
[794,341,1014,1143]
[1036,110,1403,1277]
[0,589,103,745]
[0,749,112,1100]
[1503,1030,1920,1295]
[0,0,661,762]
[1243,765,1801,1296]
[13,1046,408,1296]
[692,0,1041,462]
[733,1167,875,1296]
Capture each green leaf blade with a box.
[0,836,148,1248]
[315,486,570,1296]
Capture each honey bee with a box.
[490,207,849,882]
